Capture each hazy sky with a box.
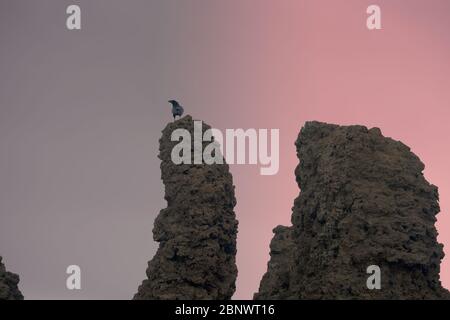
[1,0,449,299]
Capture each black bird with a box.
[168,100,184,120]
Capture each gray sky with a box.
[0,0,189,299]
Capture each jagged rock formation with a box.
[134,115,238,300]
[0,256,24,300]
[255,121,450,299]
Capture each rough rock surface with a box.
[0,256,24,300]
[255,121,450,299]
[134,115,238,300]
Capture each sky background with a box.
[0,0,449,299]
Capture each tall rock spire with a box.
[134,115,238,300]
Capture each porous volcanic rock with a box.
[134,115,238,300]
[255,121,450,299]
[0,256,24,300]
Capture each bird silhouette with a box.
[168,100,184,121]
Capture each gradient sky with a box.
[0,0,449,299]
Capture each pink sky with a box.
[211,0,450,298]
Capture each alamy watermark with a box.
[171,121,279,176]
[66,4,381,32]
[366,265,381,290]
[66,265,81,290]
[66,5,81,30]
[367,5,382,30]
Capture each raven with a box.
[168,100,184,120]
